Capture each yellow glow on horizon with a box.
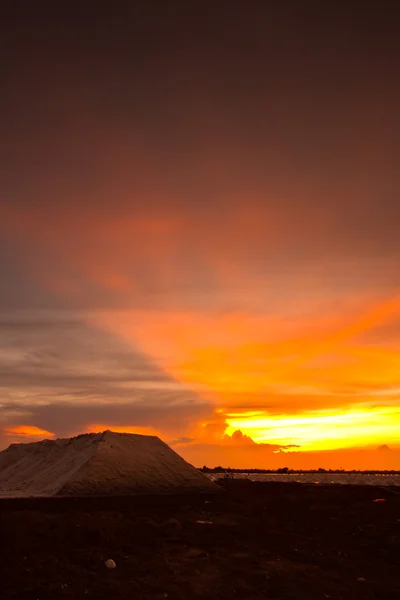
[225,406,400,451]
[90,297,400,454]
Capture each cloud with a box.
[168,437,196,446]
[0,313,191,390]
[223,429,256,445]
[0,312,215,447]
[3,425,54,438]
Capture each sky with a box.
[1,2,399,469]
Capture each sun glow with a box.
[225,406,400,451]
[90,296,400,454]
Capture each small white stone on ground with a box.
[105,559,116,569]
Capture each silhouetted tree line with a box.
[200,466,400,475]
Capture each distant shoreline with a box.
[200,467,400,475]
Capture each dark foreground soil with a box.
[1,482,399,600]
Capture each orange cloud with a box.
[92,302,400,402]
[4,426,55,438]
[291,295,400,367]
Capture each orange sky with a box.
[90,298,400,457]
[0,202,399,466]
[0,4,399,469]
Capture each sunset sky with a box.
[1,3,399,469]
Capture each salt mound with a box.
[0,431,219,497]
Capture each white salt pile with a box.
[0,431,219,497]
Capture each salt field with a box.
[209,472,400,486]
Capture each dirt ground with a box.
[1,481,399,600]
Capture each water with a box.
[208,473,400,486]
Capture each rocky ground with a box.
[1,481,399,599]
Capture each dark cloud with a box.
[168,437,196,446]
[0,313,213,443]
[221,429,300,449]
[223,430,256,446]
[1,401,211,441]
[0,314,171,385]
[377,444,391,452]
[1,3,399,306]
